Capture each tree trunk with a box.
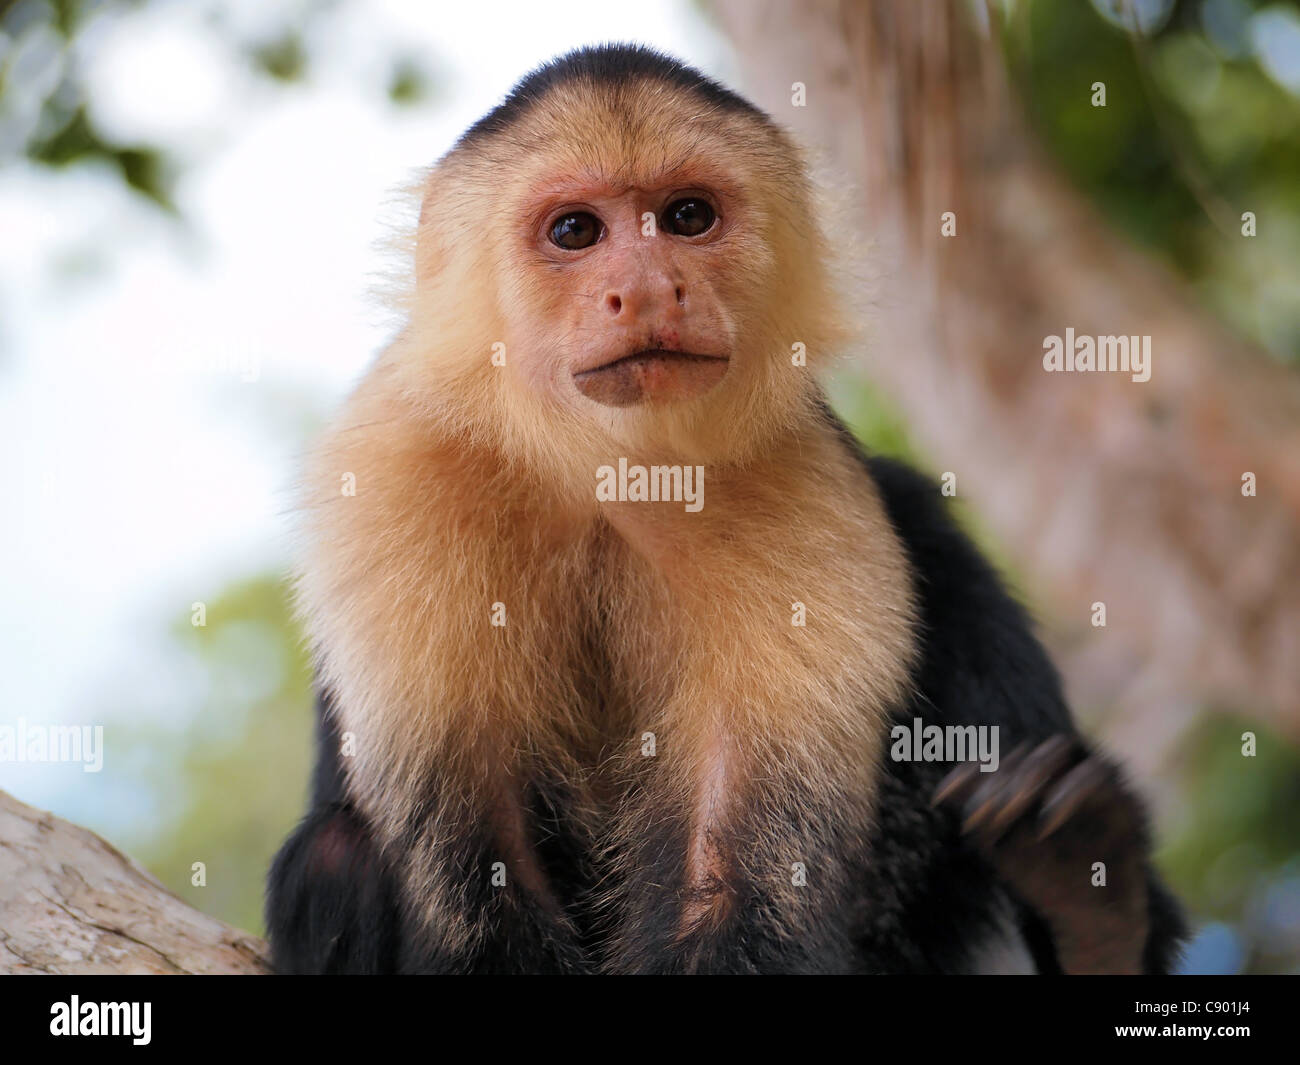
[0,789,268,974]
[712,0,1300,774]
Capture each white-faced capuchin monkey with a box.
[266,44,1186,974]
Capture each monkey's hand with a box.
[266,802,401,974]
[932,736,1151,974]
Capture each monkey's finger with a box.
[1036,757,1110,840]
[932,761,983,809]
[933,740,1030,812]
[959,744,1033,836]
[984,735,1077,835]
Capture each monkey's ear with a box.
[407,166,502,355]
[414,168,460,288]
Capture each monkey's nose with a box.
[603,278,686,319]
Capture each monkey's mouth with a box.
[573,349,729,407]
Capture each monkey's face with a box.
[493,111,811,461]
[413,77,847,466]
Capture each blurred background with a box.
[1,0,1297,974]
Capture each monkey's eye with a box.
[663,198,716,237]
[549,212,603,250]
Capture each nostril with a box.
[675,285,685,305]
[606,294,622,315]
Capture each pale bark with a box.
[0,789,268,974]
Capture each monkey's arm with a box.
[265,690,402,974]
[861,447,1187,974]
[267,691,592,974]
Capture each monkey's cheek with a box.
[573,354,729,408]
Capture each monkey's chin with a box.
[572,350,729,408]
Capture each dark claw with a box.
[932,759,983,809]
[987,735,1076,834]
[959,743,1031,837]
[1037,757,1109,840]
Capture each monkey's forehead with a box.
[444,80,801,200]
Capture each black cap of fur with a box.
[454,43,769,151]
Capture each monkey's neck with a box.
[593,420,863,571]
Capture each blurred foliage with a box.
[0,0,436,208]
[1005,0,1300,365]
[2,0,176,206]
[117,576,314,936]
[829,371,917,464]
[30,102,170,204]
[249,29,307,83]
[1161,716,1300,972]
[387,55,437,106]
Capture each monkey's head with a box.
[408,45,848,475]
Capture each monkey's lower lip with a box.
[573,349,729,407]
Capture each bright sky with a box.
[0,0,729,820]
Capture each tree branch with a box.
[0,789,268,975]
